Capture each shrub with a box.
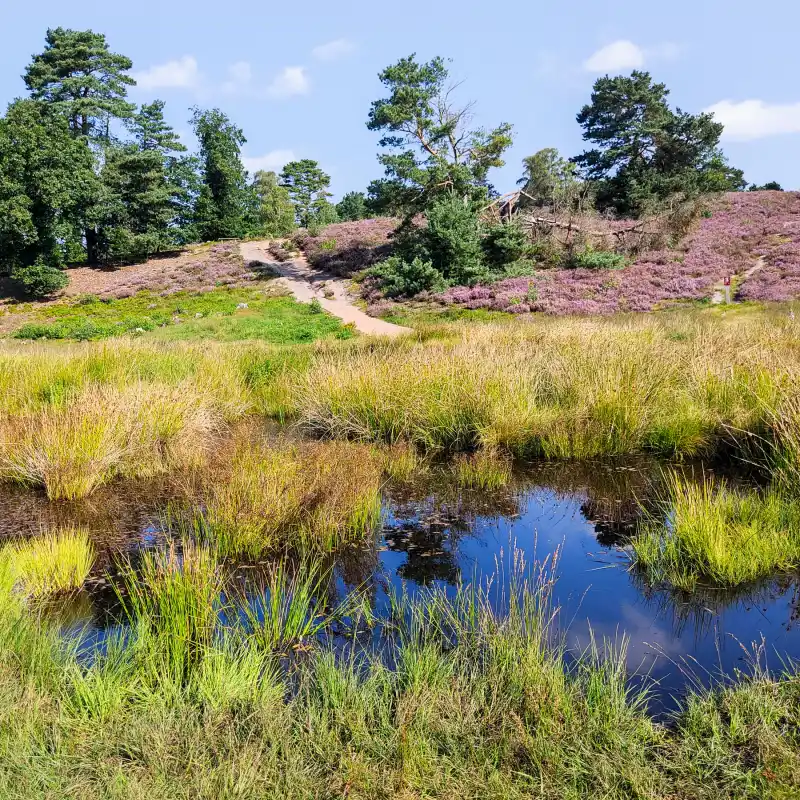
[367,255,445,298]
[425,194,486,285]
[570,248,627,270]
[482,220,533,269]
[11,262,69,298]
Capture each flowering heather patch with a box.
[59,243,263,302]
[439,192,800,315]
[735,192,800,302]
[295,218,397,276]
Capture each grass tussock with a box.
[2,527,94,597]
[197,439,384,558]
[0,544,798,798]
[632,473,800,590]
[453,447,512,490]
[288,317,795,460]
[1,312,800,500]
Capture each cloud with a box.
[132,55,200,90]
[705,99,800,141]
[584,40,645,73]
[312,39,355,61]
[266,66,310,98]
[227,61,252,83]
[242,149,296,174]
[583,39,680,74]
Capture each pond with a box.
[3,456,799,714]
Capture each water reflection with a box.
[1,455,798,710]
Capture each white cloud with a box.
[227,61,253,83]
[584,40,645,73]
[705,99,800,141]
[583,39,680,74]
[242,149,296,174]
[266,66,310,99]
[312,39,355,61]
[133,55,200,90]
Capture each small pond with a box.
[3,457,799,714]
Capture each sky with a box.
[2,0,799,199]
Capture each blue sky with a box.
[3,0,799,199]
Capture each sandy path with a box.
[241,241,412,337]
[710,256,765,305]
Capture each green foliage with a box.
[573,71,745,216]
[749,181,783,191]
[310,198,339,227]
[368,255,445,297]
[251,170,295,238]
[570,248,627,270]
[482,219,533,269]
[425,194,485,285]
[0,99,97,278]
[10,262,68,298]
[9,289,351,344]
[23,27,135,142]
[280,159,333,227]
[190,108,255,241]
[367,54,513,216]
[336,191,368,221]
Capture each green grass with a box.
[0,544,798,798]
[3,527,94,596]
[453,447,512,490]
[9,289,354,344]
[632,473,800,590]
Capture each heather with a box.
[735,191,800,302]
[294,218,397,275]
[438,191,800,315]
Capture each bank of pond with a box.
[1,446,799,798]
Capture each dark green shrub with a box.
[368,256,445,297]
[425,194,486,286]
[11,262,68,298]
[570,249,627,270]
[482,220,533,269]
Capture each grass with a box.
[8,288,354,344]
[1,310,800,500]
[0,542,798,798]
[453,447,512,490]
[195,439,385,558]
[632,473,800,590]
[2,527,94,597]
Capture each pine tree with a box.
[101,102,189,260]
[279,160,333,227]
[24,27,135,142]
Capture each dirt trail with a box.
[241,241,412,337]
[710,256,765,305]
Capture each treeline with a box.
[0,28,783,298]
[0,28,365,296]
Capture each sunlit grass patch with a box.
[8,289,353,345]
[196,439,384,558]
[632,473,800,590]
[453,448,512,490]
[3,527,94,597]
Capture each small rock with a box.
[236,302,248,309]
[134,327,145,334]
[147,303,157,309]
[194,312,203,318]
